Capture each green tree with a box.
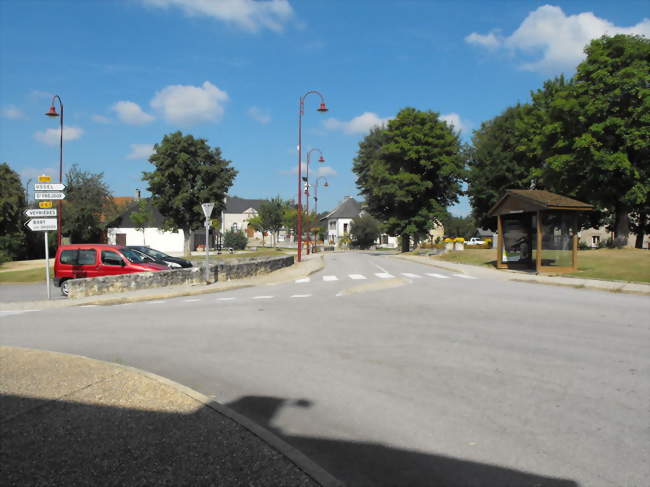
[0,163,26,263]
[350,214,381,249]
[223,229,247,250]
[62,164,115,243]
[129,199,151,245]
[282,206,298,240]
[247,215,266,245]
[353,108,464,251]
[143,132,237,254]
[534,35,650,246]
[258,196,287,247]
[438,212,476,239]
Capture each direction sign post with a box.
[26,219,58,231]
[25,208,57,218]
[35,192,65,200]
[35,183,66,191]
[201,203,215,283]
[44,232,51,300]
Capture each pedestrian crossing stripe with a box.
[401,273,422,278]
[295,277,310,283]
[323,275,338,281]
[349,274,367,280]
[453,274,478,279]
[426,273,450,279]
[375,273,394,279]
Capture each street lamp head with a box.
[45,105,59,117]
[324,181,329,187]
[317,103,328,113]
[318,155,325,163]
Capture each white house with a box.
[221,196,266,239]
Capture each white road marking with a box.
[253,295,273,299]
[183,298,201,302]
[454,274,478,279]
[217,297,235,301]
[0,310,37,317]
[291,294,312,298]
[295,277,310,283]
[426,273,450,279]
[373,262,390,273]
[146,300,166,304]
[375,272,394,279]
[323,275,338,281]
[79,305,97,308]
[401,273,422,278]
[349,274,367,280]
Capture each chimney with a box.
[136,188,141,200]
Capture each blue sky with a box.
[1,0,648,216]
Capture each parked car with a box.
[464,237,486,245]
[126,246,193,268]
[54,244,168,296]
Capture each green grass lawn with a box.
[0,266,54,283]
[188,248,291,261]
[433,248,650,283]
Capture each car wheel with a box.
[60,279,70,297]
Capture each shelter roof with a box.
[488,189,593,217]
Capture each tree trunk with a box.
[635,212,646,249]
[614,205,630,247]
[401,234,410,252]
[183,230,192,257]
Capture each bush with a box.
[465,243,491,249]
[578,241,591,251]
[224,230,248,250]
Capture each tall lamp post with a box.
[304,148,325,255]
[45,95,64,248]
[313,176,329,252]
[297,90,328,262]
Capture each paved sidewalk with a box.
[0,255,324,311]
[396,254,650,295]
[0,346,341,487]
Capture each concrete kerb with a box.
[394,253,650,296]
[2,346,342,487]
[0,256,325,311]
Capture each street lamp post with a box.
[304,148,325,255]
[45,95,64,248]
[313,176,329,252]
[297,90,328,262]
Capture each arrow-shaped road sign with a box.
[26,218,58,231]
[25,208,57,217]
[35,192,65,200]
[35,183,66,191]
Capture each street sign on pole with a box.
[35,192,65,200]
[39,201,53,209]
[35,183,66,191]
[201,202,215,219]
[26,218,58,231]
[25,208,57,218]
[38,175,51,183]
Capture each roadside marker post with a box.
[44,232,51,300]
[201,203,215,283]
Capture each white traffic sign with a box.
[35,183,66,191]
[25,208,57,217]
[26,218,58,231]
[201,202,215,219]
[35,192,65,200]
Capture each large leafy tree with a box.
[0,163,26,262]
[353,108,464,251]
[63,164,115,243]
[143,132,237,254]
[350,214,381,249]
[258,196,288,247]
[534,34,650,246]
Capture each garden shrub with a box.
[224,230,248,250]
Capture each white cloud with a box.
[465,5,650,72]
[141,0,294,33]
[1,105,27,120]
[440,113,469,134]
[324,112,391,135]
[248,106,271,124]
[317,166,337,177]
[91,114,111,124]
[34,126,84,145]
[150,81,229,126]
[112,101,155,125]
[126,144,155,160]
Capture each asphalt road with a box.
[1,252,648,486]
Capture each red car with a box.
[54,244,168,296]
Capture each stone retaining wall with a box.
[67,255,294,299]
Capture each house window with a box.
[232,223,238,231]
[343,223,348,234]
[329,220,336,229]
[382,235,388,244]
[592,235,600,246]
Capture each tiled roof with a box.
[488,189,593,216]
[506,190,593,209]
[225,196,265,214]
[323,197,362,220]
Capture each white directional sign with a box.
[25,208,57,217]
[35,192,65,200]
[35,183,66,191]
[26,218,58,231]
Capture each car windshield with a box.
[120,248,153,264]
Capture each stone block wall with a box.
[67,255,294,299]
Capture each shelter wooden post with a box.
[536,210,542,273]
[572,233,578,270]
[496,214,505,269]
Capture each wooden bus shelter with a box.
[488,190,593,273]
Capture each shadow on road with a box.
[227,395,579,487]
[1,392,579,487]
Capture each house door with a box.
[115,233,127,246]
[246,224,255,238]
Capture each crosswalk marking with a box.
[401,273,422,278]
[291,294,312,298]
[454,274,478,279]
[426,273,450,279]
[295,277,310,283]
[253,295,273,299]
[349,274,367,280]
[183,298,201,302]
[375,272,394,279]
[217,297,235,301]
[323,275,338,281]
[146,300,166,305]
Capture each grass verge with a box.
[0,266,53,283]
